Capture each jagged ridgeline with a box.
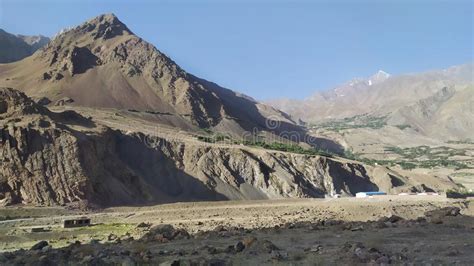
[0,14,301,136]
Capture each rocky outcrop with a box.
[0,88,397,207]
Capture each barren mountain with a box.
[0,87,451,207]
[0,14,298,135]
[268,65,474,190]
[16,34,50,51]
[388,85,474,140]
[0,29,49,63]
[269,64,473,139]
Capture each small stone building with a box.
[63,217,91,228]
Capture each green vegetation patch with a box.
[446,188,474,199]
[312,114,387,132]
[342,146,472,170]
[395,124,411,130]
[245,141,334,157]
[196,134,230,143]
[451,172,474,177]
[447,139,474,145]
[194,130,334,157]
[384,145,467,160]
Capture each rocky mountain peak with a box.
[84,13,132,39]
[368,70,390,86]
[37,14,145,79]
[51,13,132,44]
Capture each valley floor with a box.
[0,197,473,264]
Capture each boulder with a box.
[55,97,74,106]
[425,207,461,224]
[31,241,49,251]
[141,224,189,242]
[425,207,461,217]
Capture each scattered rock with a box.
[36,97,51,105]
[428,216,444,224]
[31,241,49,251]
[308,244,323,253]
[425,207,461,218]
[270,250,289,261]
[350,225,364,231]
[445,248,460,257]
[245,239,279,254]
[424,207,461,224]
[387,215,404,223]
[55,97,74,106]
[108,233,118,241]
[136,222,151,228]
[42,72,52,80]
[41,245,52,252]
[375,255,390,264]
[235,241,245,252]
[242,236,257,248]
[142,224,185,242]
[213,225,227,232]
[55,73,64,80]
[324,219,343,226]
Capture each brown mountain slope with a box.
[2,87,449,207]
[0,14,298,134]
[388,85,474,140]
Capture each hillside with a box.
[388,85,474,140]
[0,29,49,63]
[0,14,299,137]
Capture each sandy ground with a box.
[0,197,473,265]
[1,196,473,257]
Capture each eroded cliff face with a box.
[114,133,380,203]
[0,88,432,207]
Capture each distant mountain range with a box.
[0,29,49,63]
[268,64,473,140]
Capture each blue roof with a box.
[360,191,386,195]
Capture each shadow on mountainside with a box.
[78,130,228,207]
[193,76,345,154]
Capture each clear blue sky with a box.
[1,0,472,100]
